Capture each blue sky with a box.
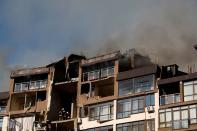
[0,0,197,91]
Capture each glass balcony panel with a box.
[0,106,6,113]
[190,118,197,124]
[181,119,189,128]
[173,121,181,129]
[101,68,108,78]
[83,73,88,81]
[160,94,180,105]
[108,67,114,76]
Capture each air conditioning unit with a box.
[147,106,155,113]
[77,118,82,124]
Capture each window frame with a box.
[159,105,197,129]
[117,96,145,119]
[89,102,113,121]
[184,80,197,101]
[118,75,155,97]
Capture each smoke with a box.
[1,0,197,91]
[98,0,197,66]
[0,49,10,91]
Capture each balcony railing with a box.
[160,93,181,105]
[82,67,114,82]
[0,106,6,113]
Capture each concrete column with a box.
[71,103,74,119]
[2,116,9,131]
[89,83,92,98]
[155,92,159,131]
[114,60,119,97]
[180,81,184,102]
[113,100,117,131]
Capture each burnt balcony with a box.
[82,67,114,82]
[160,93,181,105]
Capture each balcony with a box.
[82,67,114,82]
[0,106,6,113]
[160,93,181,105]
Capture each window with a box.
[118,79,133,96]
[118,75,154,96]
[117,96,144,119]
[147,119,155,131]
[117,99,131,118]
[90,107,99,121]
[117,121,145,131]
[159,105,197,129]
[134,75,154,92]
[14,80,47,92]
[82,62,115,82]
[146,94,155,106]
[89,102,113,121]
[21,83,29,91]
[40,80,47,88]
[14,83,21,92]
[184,80,197,101]
[100,105,111,121]
[190,105,197,124]
[0,118,2,131]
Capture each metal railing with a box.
[160,93,181,105]
[82,67,114,82]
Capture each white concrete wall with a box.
[79,92,159,131]
[2,116,9,131]
[15,116,35,131]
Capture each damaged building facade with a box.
[1,49,197,131]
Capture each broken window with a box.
[14,83,29,92]
[80,106,89,118]
[81,84,90,94]
[14,83,22,92]
[24,94,36,108]
[14,80,47,92]
[82,61,115,82]
[37,91,46,101]
[159,82,181,105]
[81,81,114,98]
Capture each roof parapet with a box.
[81,51,120,66]
[10,67,49,78]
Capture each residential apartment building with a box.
[0,92,9,131]
[8,66,53,131]
[1,49,197,131]
[77,49,159,131]
[158,65,197,131]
